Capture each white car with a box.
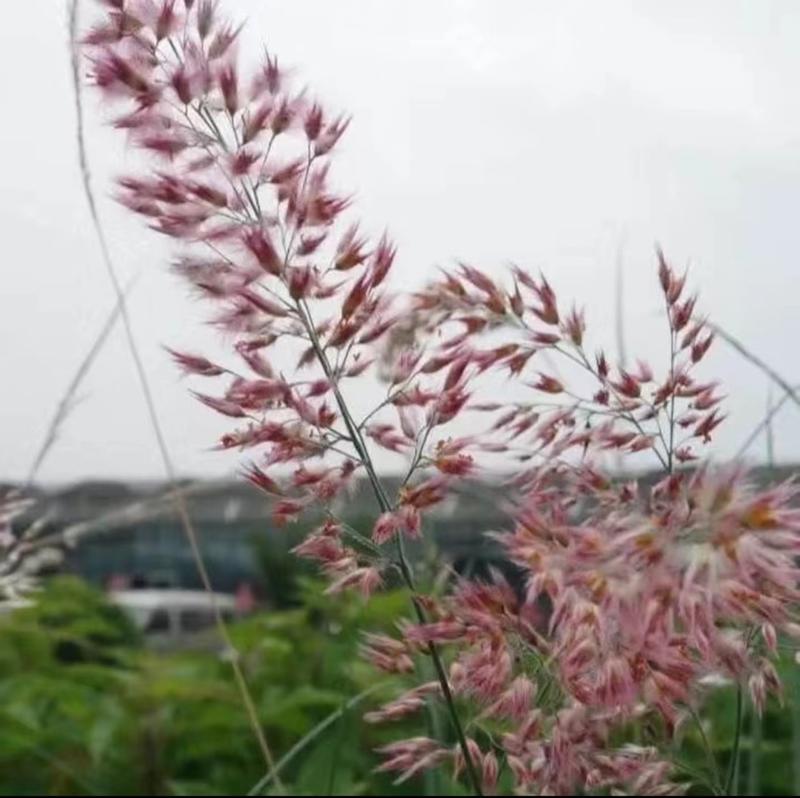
[110,589,239,650]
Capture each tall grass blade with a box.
[724,686,743,796]
[248,683,388,796]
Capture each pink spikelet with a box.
[82,6,512,790]
[374,256,797,793]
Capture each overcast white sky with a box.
[2,0,800,484]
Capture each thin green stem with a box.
[665,304,678,474]
[395,537,483,796]
[556,342,670,472]
[792,661,800,795]
[747,706,762,797]
[402,420,435,488]
[724,686,744,796]
[294,297,483,796]
[688,704,722,795]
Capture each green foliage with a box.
[7,577,800,795]
[0,577,432,796]
[670,657,800,797]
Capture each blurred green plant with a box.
[672,663,799,797]
[3,576,799,796]
[0,577,459,796]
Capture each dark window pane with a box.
[180,609,215,632]
[145,609,171,633]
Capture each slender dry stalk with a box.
[66,1,282,787]
[765,385,776,466]
[713,323,800,412]
[613,236,627,473]
[614,234,628,370]
[746,387,773,797]
[26,289,127,485]
[20,479,210,554]
[735,383,800,458]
